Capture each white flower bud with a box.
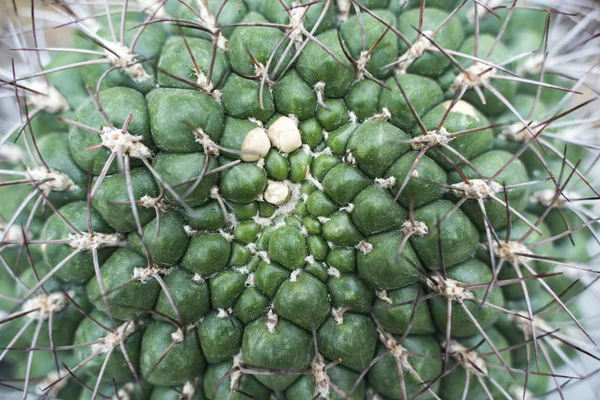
[241,127,271,162]
[264,181,290,205]
[267,116,302,154]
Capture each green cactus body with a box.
[0,1,598,399]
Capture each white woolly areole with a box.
[327,267,341,279]
[193,128,220,156]
[264,181,290,205]
[184,225,199,237]
[451,63,495,92]
[314,82,327,108]
[356,240,373,254]
[379,330,412,370]
[395,31,434,74]
[100,126,152,159]
[356,50,371,79]
[0,142,26,164]
[376,290,393,304]
[336,0,351,21]
[371,108,392,121]
[509,310,554,339]
[246,242,271,263]
[312,355,331,399]
[139,195,168,211]
[300,226,309,237]
[499,121,540,142]
[132,265,168,283]
[266,308,278,333]
[91,321,140,354]
[111,383,135,400]
[450,179,503,199]
[219,229,235,242]
[305,171,324,191]
[194,69,221,102]
[27,167,78,192]
[531,189,580,208]
[344,151,356,165]
[194,0,227,50]
[104,41,151,82]
[192,273,205,283]
[375,176,397,189]
[245,273,255,287]
[0,223,27,243]
[331,307,345,325]
[340,203,355,213]
[181,380,197,400]
[425,275,474,302]
[27,80,69,114]
[267,116,302,154]
[217,308,233,319]
[290,269,303,282]
[68,232,124,251]
[411,127,452,150]
[242,127,271,162]
[234,266,250,275]
[367,388,384,400]
[518,53,544,76]
[492,241,533,264]
[442,100,480,120]
[444,340,489,376]
[22,291,71,320]
[305,254,316,265]
[348,111,358,124]
[37,370,68,397]
[253,212,274,228]
[289,2,306,50]
[401,220,429,237]
[137,0,169,18]
[170,323,196,343]
[230,352,243,390]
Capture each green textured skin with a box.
[369,335,443,399]
[41,202,116,283]
[86,248,160,320]
[286,364,366,400]
[92,168,159,232]
[157,36,229,90]
[0,2,596,399]
[428,258,504,337]
[141,321,206,385]
[440,327,513,400]
[74,311,142,382]
[153,152,219,206]
[155,268,211,324]
[69,87,152,175]
[242,319,313,390]
[419,101,494,170]
[373,283,436,335]
[128,211,189,266]
[147,88,224,153]
[317,313,378,371]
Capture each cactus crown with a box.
[0,0,599,399]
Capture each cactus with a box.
[0,0,599,399]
